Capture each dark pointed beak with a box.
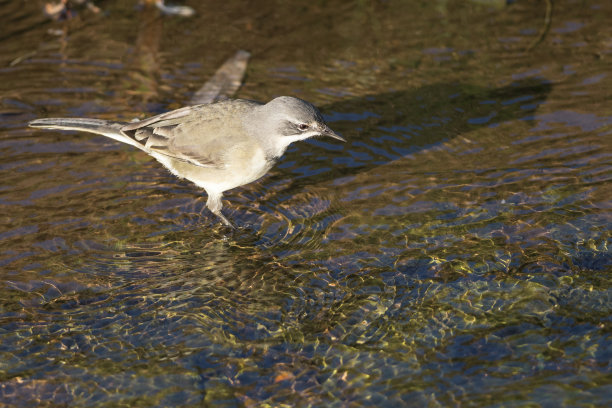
[320,125,346,142]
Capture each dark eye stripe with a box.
[279,121,307,136]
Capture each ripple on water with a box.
[2,0,612,405]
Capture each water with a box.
[1,0,611,406]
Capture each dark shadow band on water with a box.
[279,78,553,189]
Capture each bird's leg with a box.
[215,211,234,229]
[206,192,235,228]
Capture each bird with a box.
[28,96,345,228]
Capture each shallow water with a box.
[1,0,611,406]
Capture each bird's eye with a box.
[298,123,309,131]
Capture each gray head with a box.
[246,96,344,158]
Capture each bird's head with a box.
[266,96,345,143]
[249,96,345,158]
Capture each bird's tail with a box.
[28,118,142,149]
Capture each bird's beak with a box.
[320,125,346,142]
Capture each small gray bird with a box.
[29,96,345,227]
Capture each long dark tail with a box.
[28,118,142,149]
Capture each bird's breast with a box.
[229,146,275,186]
[152,142,276,194]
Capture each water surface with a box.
[1,0,611,406]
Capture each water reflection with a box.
[121,2,164,104]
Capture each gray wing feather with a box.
[29,99,262,169]
[121,105,195,131]
[120,100,260,168]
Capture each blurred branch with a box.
[190,50,251,105]
[525,0,553,52]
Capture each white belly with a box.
[152,145,275,194]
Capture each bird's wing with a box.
[120,100,260,168]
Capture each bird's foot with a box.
[213,210,235,229]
